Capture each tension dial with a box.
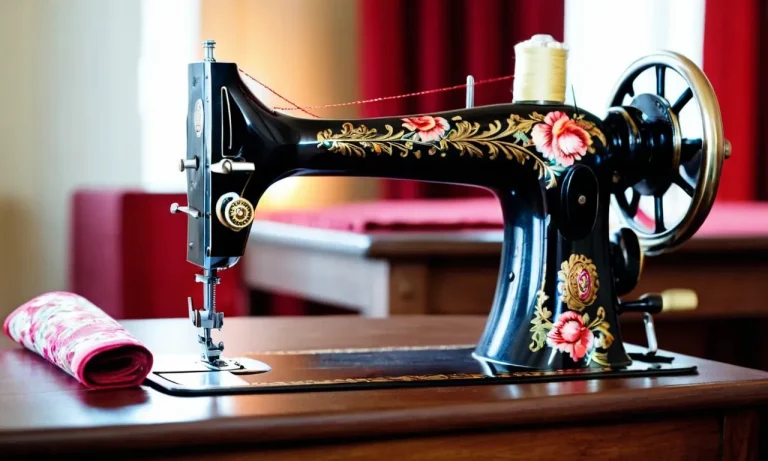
[216,192,255,231]
[226,198,254,229]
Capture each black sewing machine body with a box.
[173,42,725,378]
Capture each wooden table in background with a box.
[245,221,768,370]
[1,316,768,460]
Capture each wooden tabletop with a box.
[2,316,768,458]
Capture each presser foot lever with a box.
[643,312,658,356]
[620,290,698,361]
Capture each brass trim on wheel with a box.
[608,51,725,256]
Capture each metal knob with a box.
[203,40,216,62]
[211,159,256,175]
[179,157,199,172]
[224,198,254,230]
[170,203,201,219]
[215,192,254,231]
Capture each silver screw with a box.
[578,195,587,205]
[509,272,515,282]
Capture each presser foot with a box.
[196,333,224,363]
[149,355,271,379]
[198,357,272,375]
[188,293,226,363]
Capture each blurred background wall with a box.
[198,0,379,209]
[0,1,143,316]
[0,0,376,318]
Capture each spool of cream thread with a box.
[512,38,568,104]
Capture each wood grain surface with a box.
[137,415,722,461]
[1,316,767,459]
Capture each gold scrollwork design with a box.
[529,273,553,352]
[529,261,614,364]
[316,123,412,158]
[584,306,615,350]
[317,111,607,190]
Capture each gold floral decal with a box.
[557,254,599,312]
[529,273,553,352]
[316,111,607,189]
[529,259,613,364]
[530,304,615,363]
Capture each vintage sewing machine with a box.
[147,36,730,394]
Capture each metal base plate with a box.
[150,355,271,375]
[144,344,698,397]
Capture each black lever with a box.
[617,290,697,315]
[617,293,663,315]
[618,290,697,359]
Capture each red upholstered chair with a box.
[69,189,248,320]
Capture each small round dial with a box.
[215,192,254,231]
[224,198,254,230]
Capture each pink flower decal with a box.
[402,116,450,142]
[546,311,594,361]
[531,111,592,167]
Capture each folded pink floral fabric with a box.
[3,291,153,389]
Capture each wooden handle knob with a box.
[661,289,698,312]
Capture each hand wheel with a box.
[607,51,730,256]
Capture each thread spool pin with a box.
[466,75,475,108]
[204,40,216,62]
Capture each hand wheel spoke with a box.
[617,80,635,102]
[681,138,703,162]
[656,65,666,98]
[673,172,695,197]
[672,87,693,113]
[627,189,640,217]
[614,188,629,209]
[654,196,666,232]
[615,188,640,218]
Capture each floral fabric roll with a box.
[3,291,153,389]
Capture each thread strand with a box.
[237,69,514,116]
[274,75,514,111]
[238,68,319,118]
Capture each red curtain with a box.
[703,0,764,201]
[359,0,565,199]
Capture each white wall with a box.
[139,0,201,192]
[565,0,705,117]
[0,0,142,316]
[564,0,706,228]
